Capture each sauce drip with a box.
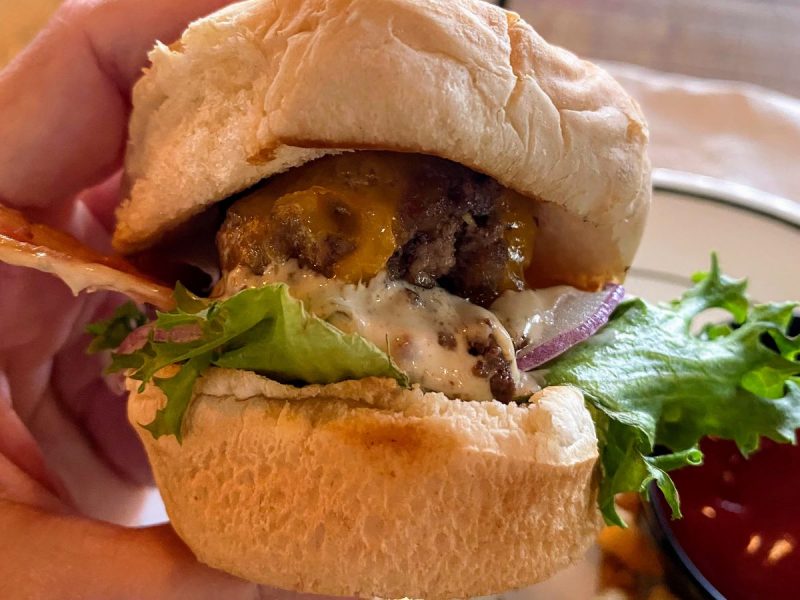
[662,436,800,599]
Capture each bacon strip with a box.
[0,205,174,310]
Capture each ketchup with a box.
[659,436,800,599]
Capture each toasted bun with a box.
[119,1,644,593]
[128,368,600,599]
[113,0,649,286]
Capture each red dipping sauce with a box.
[659,436,800,599]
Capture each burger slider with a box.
[1,0,798,598]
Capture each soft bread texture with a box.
[114,0,650,286]
[128,368,600,599]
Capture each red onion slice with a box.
[516,284,624,371]
[118,323,203,354]
[117,324,154,355]
[152,324,204,344]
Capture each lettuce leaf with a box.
[543,255,800,526]
[89,257,799,525]
[105,283,407,442]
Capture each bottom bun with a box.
[128,368,601,599]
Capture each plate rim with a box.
[652,168,800,229]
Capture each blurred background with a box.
[0,0,61,67]
[4,1,800,96]
[506,0,800,97]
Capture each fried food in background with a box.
[597,494,677,600]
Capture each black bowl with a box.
[644,314,800,600]
[644,488,724,600]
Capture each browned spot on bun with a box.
[330,416,457,470]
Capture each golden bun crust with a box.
[113,0,650,285]
[128,368,600,599]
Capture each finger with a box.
[0,263,150,521]
[0,409,72,511]
[0,499,262,600]
[78,170,124,234]
[52,290,154,488]
[0,0,233,209]
[73,0,235,92]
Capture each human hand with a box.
[0,2,289,597]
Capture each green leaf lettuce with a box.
[104,283,407,442]
[543,255,800,526]
[89,256,799,525]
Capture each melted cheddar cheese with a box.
[223,152,539,289]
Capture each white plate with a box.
[630,169,800,302]
[499,170,800,599]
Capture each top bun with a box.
[113,0,650,285]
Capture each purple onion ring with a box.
[516,284,624,371]
[117,323,203,354]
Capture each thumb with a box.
[0,0,233,210]
[0,499,262,600]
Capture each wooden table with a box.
[504,0,800,98]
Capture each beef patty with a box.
[218,152,536,307]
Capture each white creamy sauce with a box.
[223,263,583,401]
[490,286,590,347]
